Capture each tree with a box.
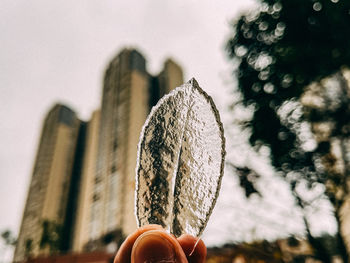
[226,0,350,262]
[39,220,62,254]
[1,229,16,247]
[1,229,16,262]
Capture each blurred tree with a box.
[0,229,16,262]
[226,163,261,198]
[1,229,16,247]
[39,220,62,254]
[226,0,350,262]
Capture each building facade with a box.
[72,110,101,252]
[14,48,184,261]
[77,49,183,250]
[14,105,84,262]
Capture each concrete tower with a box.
[90,49,151,241]
[14,104,83,262]
[72,110,101,252]
[89,49,184,243]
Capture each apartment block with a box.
[78,49,183,250]
[14,105,84,261]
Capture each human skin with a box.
[114,225,207,263]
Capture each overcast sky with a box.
[0,0,260,241]
[2,0,336,256]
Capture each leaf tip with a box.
[187,77,199,87]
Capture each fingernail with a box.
[132,231,176,263]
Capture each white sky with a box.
[1,0,336,257]
[0,0,256,234]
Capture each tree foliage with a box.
[0,229,16,261]
[39,220,62,254]
[227,0,350,261]
[1,229,16,246]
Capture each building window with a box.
[92,193,100,202]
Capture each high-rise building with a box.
[72,110,100,252]
[80,49,183,249]
[14,104,85,262]
[158,59,185,99]
[91,49,150,241]
[14,48,184,260]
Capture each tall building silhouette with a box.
[73,49,183,251]
[14,105,85,261]
[14,48,183,261]
[72,110,100,252]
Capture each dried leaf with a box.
[135,78,225,237]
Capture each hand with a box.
[114,225,207,263]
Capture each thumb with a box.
[131,230,188,263]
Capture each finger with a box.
[114,225,163,263]
[177,235,207,263]
[131,230,188,263]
